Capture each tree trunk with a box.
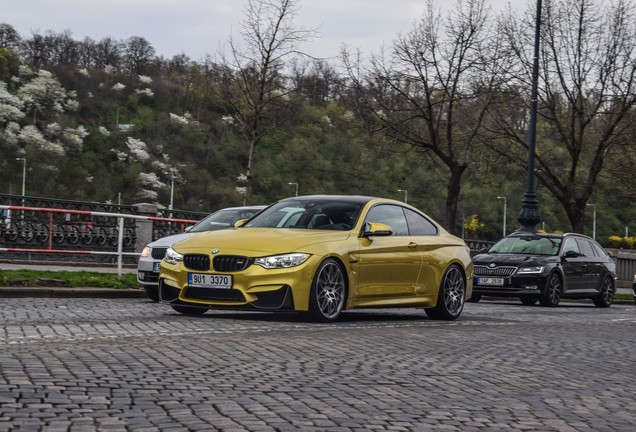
[243,137,257,206]
[445,164,466,236]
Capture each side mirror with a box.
[362,222,393,238]
[563,250,580,258]
[233,218,248,228]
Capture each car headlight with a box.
[164,247,183,265]
[254,253,310,269]
[517,266,545,274]
[140,246,151,258]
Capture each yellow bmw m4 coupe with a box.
[158,195,473,322]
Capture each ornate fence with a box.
[0,194,206,264]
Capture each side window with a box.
[365,205,409,236]
[562,237,580,255]
[404,208,438,236]
[576,239,594,257]
[591,242,608,258]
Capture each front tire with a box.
[539,273,561,307]
[467,293,482,303]
[520,295,538,306]
[425,264,465,320]
[144,286,160,302]
[307,258,346,322]
[592,277,614,308]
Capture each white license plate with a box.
[188,273,233,289]
[478,277,504,286]
[152,261,161,273]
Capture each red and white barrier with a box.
[0,204,198,277]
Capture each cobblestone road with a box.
[1,298,635,431]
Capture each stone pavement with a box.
[0,298,635,431]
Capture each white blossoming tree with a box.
[1,67,87,180]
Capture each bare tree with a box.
[491,0,636,232]
[123,36,155,76]
[20,32,50,69]
[77,37,97,69]
[215,0,317,204]
[289,59,345,105]
[46,30,79,66]
[343,0,503,233]
[94,37,123,70]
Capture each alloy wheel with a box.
[311,260,346,322]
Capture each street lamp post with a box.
[15,157,26,222]
[16,158,26,199]
[398,189,408,204]
[497,196,507,237]
[288,182,298,197]
[586,203,596,240]
[517,0,543,232]
[169,173,175,211]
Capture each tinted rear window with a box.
[576,239,594,257]
[591,242,608,258]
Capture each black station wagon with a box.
[470,232,616,307]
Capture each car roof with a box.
[279,195,376,203]
[216,205,266,211]
[508,231,594,241]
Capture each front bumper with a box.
[159,279,295,311]
[137,257,161,287]
[158,256,319,312]
[473,273,548,297]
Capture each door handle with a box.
[407,242,419,249]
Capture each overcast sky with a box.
[5,0,529,61]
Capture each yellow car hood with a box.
[171,227,353,256]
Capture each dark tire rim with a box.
[545,274,561,306]
[599,277,614,306]
[315,261,346,320]
[443,266,465,316]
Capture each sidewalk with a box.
[0,262,136,274]
[0,286,146,298]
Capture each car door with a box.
[355,204,423,298]
[402,207,446,296]
[560,237,587,292]
[576,239,602,291]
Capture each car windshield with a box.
[489,236,562,255]
[189,208,261,233]
[244,199,364,230]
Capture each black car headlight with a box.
[517,266,545,274]
[254,253,310,269]
[164,247,183,265]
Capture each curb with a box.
[0,287,147,298]
[0,287,630,304]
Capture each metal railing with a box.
[0,204,198,277]
[607,249,636,286]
